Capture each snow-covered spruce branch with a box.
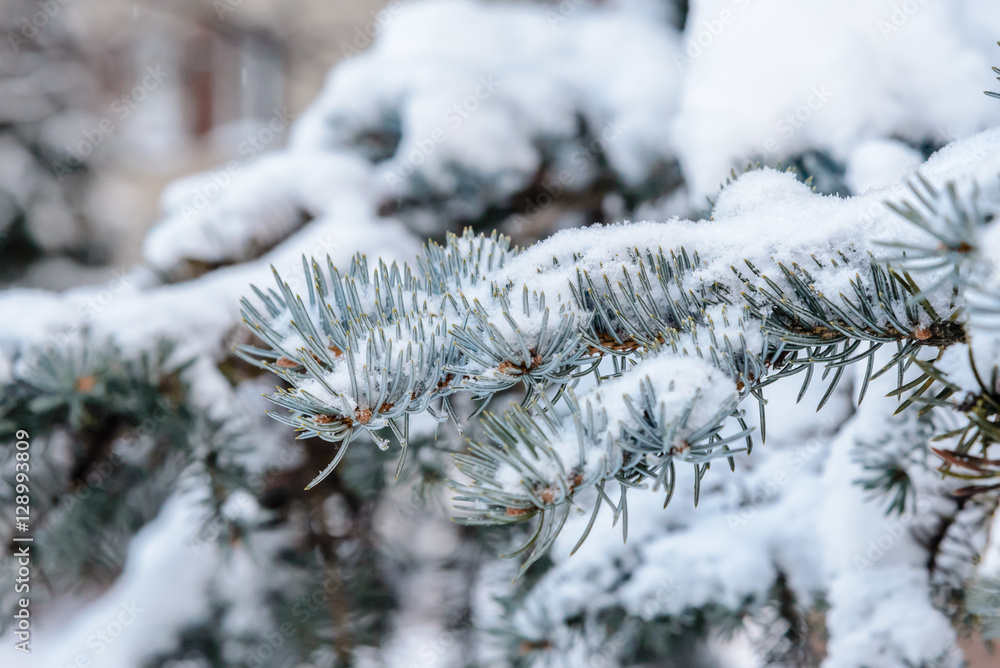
[237,169,985,571]
[875,174,1000,499]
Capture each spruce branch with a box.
[0,338,205,606]
[876,175,1000,494]
[451,351,746,576]
[242,172,982,569]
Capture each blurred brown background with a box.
[3,0,392,287]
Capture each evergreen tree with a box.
[3,2,1000,667]
[0,0,112,282]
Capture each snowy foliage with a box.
[0,0,110,278]
[2,1,1000,667]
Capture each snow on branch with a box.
[241,129,1000,566]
